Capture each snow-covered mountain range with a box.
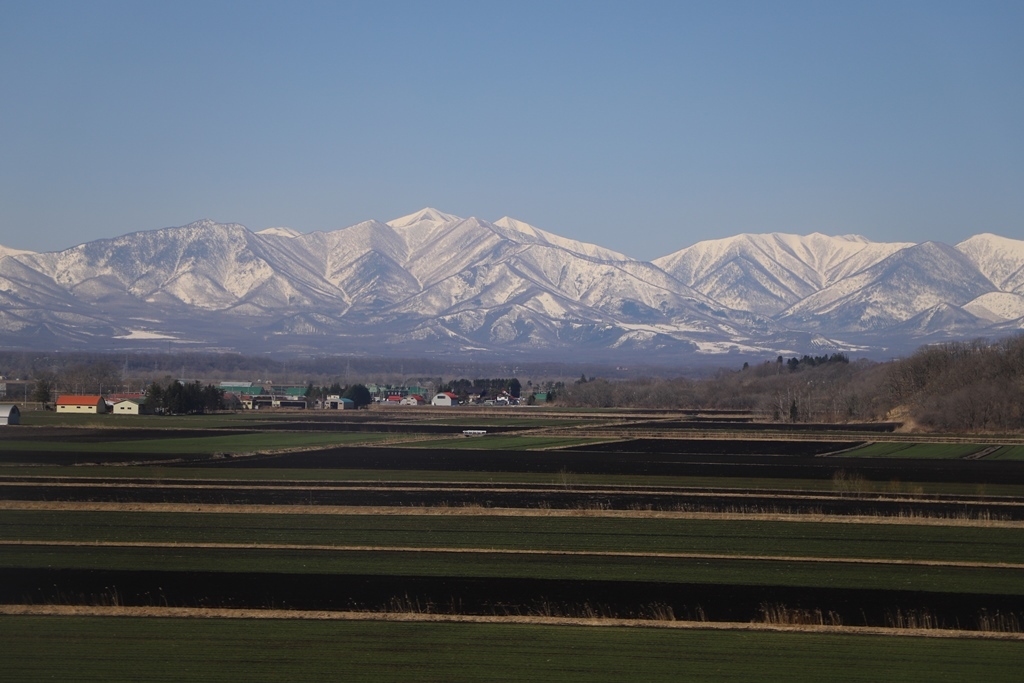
[1,208,1021,361]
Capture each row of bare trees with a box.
[562,354,889,423]
[559,336,1024,432]
[887,337,1024,431]
[29,361,124,402]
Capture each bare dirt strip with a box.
[3,499,1023,528]
[1,604,1021,640]
[4,539,1022,570]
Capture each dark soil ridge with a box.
[4,475,1019,507]
[594,421,902,433]
[4,567,1021,631]
[201,445,1024,485]
[6,441,1024,485]
[2,475,1021,505]
[2,481,1021,518]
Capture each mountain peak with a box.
[0,244,35,259]
[386,207,461,229]
[256,227,302,238]
[956,232,1024,293]
[491,216,628,261]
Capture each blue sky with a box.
[1,1,1021,259]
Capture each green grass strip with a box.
[985,446,1024,460]
[3,510,1022,564]
[399,436,613,449]
[2,616,1022,682]
[0,432,395,454]
[19,413,278,428]
[842,443,988,459]
[4,544,1022,595]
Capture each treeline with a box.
[303,383,372,408]
[438,378,522,399]
[560,337,1024,432]
[563,352,881,422]
[145,379,224,415]
[885,337,1024,431]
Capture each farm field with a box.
[5,465,1024,497]
[0,431,398,454]
[4,616,1023,683]
[2,407,1023,679]
[842,443,1024,459]
[398,434,613,449]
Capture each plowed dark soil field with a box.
[6,567,1021,628]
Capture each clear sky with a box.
[1,1,1021,259]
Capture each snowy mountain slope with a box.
[0,244,34,260]
[255,227,302,238]
[654,233,912,314]
[0,207,1019,358]
[956,233,1024,293]
[777,242,996,332]
[963,292,1024,322]
[17,220,283,309]
[387,227,746,343]
[886,303,989,337]
[491,216,628,261]
[386,208,462,256]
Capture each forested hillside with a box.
[562,336,1024,432]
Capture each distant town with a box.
[1,377,556,418]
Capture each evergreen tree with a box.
[343,383,372,408]
[31,378,54,404]
[144,382,164,413]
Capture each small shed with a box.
[112,399,143,415]
[56,395,108,414]
[0,405,20,425]
[323,396,355,410]
[271,395,307,409]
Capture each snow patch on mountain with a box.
[114,329,179,340]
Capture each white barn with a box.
[431,392,459,407]
[0,405,20,425]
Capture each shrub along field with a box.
[1,408,1023,679]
